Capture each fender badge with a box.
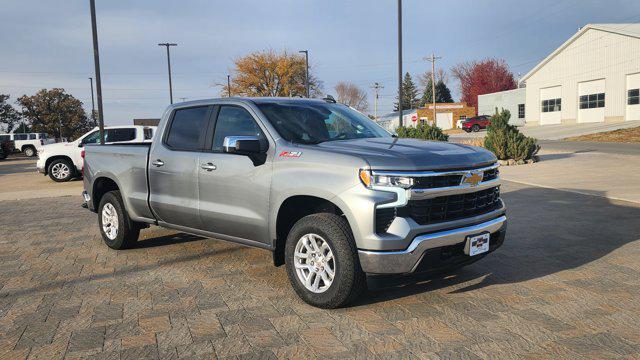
[279,151,302,158]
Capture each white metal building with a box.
[519,23,640,125]
[375,109,418,132]
[477,88,526,126]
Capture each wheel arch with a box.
[273,195,350,267]
[44,155,75,175]
[92,176,121,211]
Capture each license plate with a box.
[465,233,490,256]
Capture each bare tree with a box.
[334,82,368,112]
[418,68,449,88]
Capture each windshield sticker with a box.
[279,151,302,158]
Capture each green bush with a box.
[484,109,539,161]
[396,122,449,141]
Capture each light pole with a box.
[89,77,96,125]
[89,0,105,144]
[158,43,177,104]
[298,50,309,97]
[397,0,403,127]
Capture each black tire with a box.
[472,124,480,132]
[0,152,6,160]
[23,146,36,157]
[285,213,366,309]
[48,158,75,182]
[98,190,140,250]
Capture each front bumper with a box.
[358,215,507,274]
[36,157,45,174]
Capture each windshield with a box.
[256,101,391,144]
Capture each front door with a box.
[197,105,272,244]
[148,105,213,229]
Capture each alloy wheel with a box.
[294,233,335,293]
[101,203,119,240]
[51,163,70,180]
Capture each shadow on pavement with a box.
[134,232,205,248]
[355,184,640,306]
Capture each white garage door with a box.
[626,73,640,121]
[539,86,562,125]
[578,79,605,123]
[435,112,453,130]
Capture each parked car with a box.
[83,98,506,308]
[37,125,155,182]
[461,115,492,132]
[0,136,15,160]
[0,133,55,157]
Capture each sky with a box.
[0,0,638,126]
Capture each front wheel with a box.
[48,159,74,182]
[285,213,366,308]
[98,190,140,249]
[472,124,480,132]
[23,146,36,157]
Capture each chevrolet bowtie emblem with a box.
[461,171,483,187]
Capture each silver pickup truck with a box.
[83,97,506,308]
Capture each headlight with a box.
[359,169,413,189]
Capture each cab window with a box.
[212,106,265,152]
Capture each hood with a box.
[314,137,496,171]
[39,141,77,151]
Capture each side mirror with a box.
[223,136,264,154]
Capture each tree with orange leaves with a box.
[223,50,322,98]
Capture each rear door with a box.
[197,104,272,243]
[148,106,213,229]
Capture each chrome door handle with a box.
[151,159,164,167]
[201,163,217,171]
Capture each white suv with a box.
[37,125,155,182]
[0,133,55,157]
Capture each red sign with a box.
[411,114,418,122]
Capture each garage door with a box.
[539,86,562,125]
[578,79,605,123]
[626,73,640,121]
[435,112,453,130]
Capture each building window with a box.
[579,93,605,109]
[541,98,561,113]
[518,104,525,118]
[459,115,467,120]
[628,89,639,105]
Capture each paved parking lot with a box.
[1,157,639,359]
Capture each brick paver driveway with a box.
[0,181,639,359]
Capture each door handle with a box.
[151,159,164,167]
[201,163,217,171]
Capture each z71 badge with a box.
[279,151,302,158]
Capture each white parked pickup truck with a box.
[0,133,55,157]
[37,125,155,182]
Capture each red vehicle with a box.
[461,115,491,132]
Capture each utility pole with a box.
[425,53,442,124]
[299,50,309,97]
[89,77,96,125]
[227,75,231,97]
[89,0,105,145]
[158,43,177,104]
[371,82,384,120]
[397,0,403,127]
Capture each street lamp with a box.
[298,50,309,98]
[158,43,177,104]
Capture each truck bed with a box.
[84,143,155,222]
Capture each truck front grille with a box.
[399,186,501,225]
[413,174,461,189]
[375,208,397,234]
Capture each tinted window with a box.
[29,133,36,140]
[629,89,640,105]
[143,128,154,140]
[106,128,136,142]
[166,106,210,151]
[212,106,264,151]
[81,131,100,145]
[14,134,28,140]
[0,135,9,141]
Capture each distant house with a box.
[416,102,476,130]
[374,109,418,132]
[133,118,160,127]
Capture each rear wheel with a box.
[98,190,140,249]
[48,159,74,182]
[23,146,36,157]
[472,124,480,132]
[285,213,366,308]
